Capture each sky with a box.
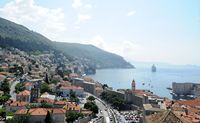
[0,0,200,65]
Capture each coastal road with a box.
[95,98,110,123]
[86,93,111,123]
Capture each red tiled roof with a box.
[17,90,31,96]
[15,108,65,116]
[177,98,200,107]
[10,101,28,107]
[69,73,79,78]
[37,98,54,104]
[132,89,154,97]
[54,100,66,105]
[63,102,81,111]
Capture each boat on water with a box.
[151,64,156,72]
[166,87,172,90]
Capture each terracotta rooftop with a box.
[95,87,103,91]
[146,110,189,123]
[63,102,81,111]
[10,101,28,107]
[37,98,54,104]
[173,100,200,123]
[132,89,155,97]
[0,75,6,81]
[17,90,31,96]
[83,76,94,82]
[0,72,10,75]
[69,73,79,78]
[177,98,200,107]
[15,108,65,116]
[54,100,67,105]
[57,81,71,86]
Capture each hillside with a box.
[0,17,52,51]
[54,42,134,69]
[0,17,134,69]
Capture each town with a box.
[0,48,200,123]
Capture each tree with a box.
[100,91,125,111]
[0,68,4,72]
[84,102,99,114]
[0,95,10,104]
[45,111,52,123]
[40,83,51,94]
[0,79,10,94]
[15,83,25,93]
[45,73,49,84]
[102,84,108,89]
[6,114,31,123]
[49,80,58,84]
[87,96,95,102]
[65,111,83,123]
[40,103,53,108]
[69,90,79,103]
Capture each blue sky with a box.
[0,0,200,65]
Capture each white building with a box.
[59,86,84,97]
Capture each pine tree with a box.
[45,73,49,84]
[45,111,52,123]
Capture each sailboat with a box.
[151,64,156,72]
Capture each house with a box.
[31,88,40,103]
[37,98,54,105]
[48,84,56,92]
[63,102,81,112]
[24,82,34,91]
[54,100,67,108]
[57,81,71,87]
[83,76,94,83]
[15,108,66,123]
[72,78,96,95]
[40,92,56,100]
[146,110,188,123]
[94,87,103,97]
[6,100,28,112]
[0,75,6,83]
[69,73,79,79]
[16,90,31,102]
[58,86,84,97]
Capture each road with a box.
[95,98,110,123]
[10,78,19,100]
[86,92,112,123]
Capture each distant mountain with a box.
[54,42,134,69]
[0,17,134,69]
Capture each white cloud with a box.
[81,35,106,49]
[0,0,66,41]
[72,0,82,9]
[85,4,92,9]
[127,11,136,16]
[76,14,92,24]
[72,0,92,29]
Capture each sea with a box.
[89,63,200,99]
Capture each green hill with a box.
[54,42,134,69]
[0,17,52,51]
[0,17,134,69]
